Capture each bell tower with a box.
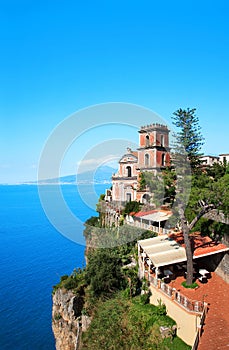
[138,123,170,173]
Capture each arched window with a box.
[126,193,131,202]
[126,166,132,177]
[161,153,165,166]
[161,135,164,146]
[145,154,149,167]
[146,135,149,147]
[142,193,150,204]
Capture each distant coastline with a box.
[0,165,116,186]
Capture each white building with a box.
[219,153,229,164]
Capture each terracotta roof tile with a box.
[168,231,229,257]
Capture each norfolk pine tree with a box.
[171,108,229,285]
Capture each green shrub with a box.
[139,292,150,305]
[60,275,68,282]
[156,299,167,316]
[181,281,199,289]
[81,293,184,350]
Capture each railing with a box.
[112,175,138,180]
[191,303,208,350]
[145,269,207,349]
[149,274,158,287]
[173,290,204,313]
[147,275,205,313]
[129,220,171,235]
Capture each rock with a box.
[159,325,177,339]
[81,315,91,333]
[52,289,84,350]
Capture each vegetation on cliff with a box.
[53,213,190,349]
[81,293,190,350]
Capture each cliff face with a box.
[52,289,83,350]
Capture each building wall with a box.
[149,286,201,346]
[112,124,170,203]
[200,156,219,166]
[112,180,138,202]
[215,234,229,284]
[219,154,229,163]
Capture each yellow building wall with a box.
[149,286,201,346]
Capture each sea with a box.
[0,184,108,350]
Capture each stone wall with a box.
[215,235,229,283]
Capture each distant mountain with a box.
[36,165,117,185]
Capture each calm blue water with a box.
[0,184,108,350]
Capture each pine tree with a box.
[172,108,204,172]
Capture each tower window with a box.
[161,153,165,166]
[126,166,132,177]
[145,154,149,167]
[146,135,149,147]
[161,135,164,146]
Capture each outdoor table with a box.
[199,269,210,277]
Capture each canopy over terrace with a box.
[138,233,229,279]
[138,235,186,268]
[128,209,173,233]
[134,209,172,222]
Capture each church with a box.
[108,123,170,204]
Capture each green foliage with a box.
[184,172,229,227]
[161,167,176,203]
[53,268,86,293]
[84,216,100,227]
[123,267,141,298]
[99,193,105,200]
[156,299,167,316]
[83,221,155,249]
[123,200,141,215]
[139,169,176,206]
[205,162,227,180]
[81,293,190,350]
[139,292,150,305]
[139,171,157,192]
[83,216,100,240]
[191,217,229,240]
[181,281,199,289]
[172,108,204,172]
[60,275,68,282]
[85,248,126,298]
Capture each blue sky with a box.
[1,0,229,183]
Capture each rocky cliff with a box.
[52,289,81,350]
[52,288,91,350]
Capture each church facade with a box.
[110,123,170,204]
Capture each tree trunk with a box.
[183,225,194,285]
[179,205,194,285]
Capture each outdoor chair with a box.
[198,276,208,284]
[163,276,171,284]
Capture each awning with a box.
[135,210,172,222]
[138,233,229,268]
[138,235,186,267]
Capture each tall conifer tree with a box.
[172,108,204,172]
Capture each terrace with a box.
[138,232,229,347]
